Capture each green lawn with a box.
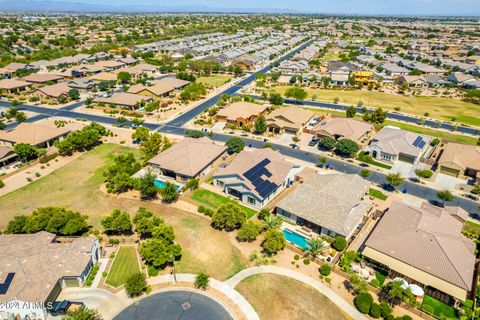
[197,74,232,88]
[369,188,388,201]
[106,246,141,287]
[190,188,257,218]
[275,86,480,127]
[421,295,457,319]
[357,152,392,170]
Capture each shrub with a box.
[331,236,348,251]
[421,304,434,315]
[293,254,300,261]
[198,206,205,213]
[194,272,209,290]
[370,278,380,288]
[369,303,382,318]
[319,264,332,276]
[203,208,214,217]
[303,258,310,265]
[354,292,373,314]
[237,221,262,242]
[147,265,159,277]
[379,301,392,317]
[0,180,4,189]
[415,169,433,179]
[102,271,108,277]
[125,272,147,297]
[39,152,58,164]
[85,279,92,286]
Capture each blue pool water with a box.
[282,229,309,250]
[154,179,182,190]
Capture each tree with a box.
[335,139,359,157]
[117,71,132,84]
[284,87,307,102]
[263,215,283,230]
[237,220,262,242]
[360,169,371,178]
[225,137,245,153]
[180,83,207,101]
[254,115,267,134]
[386,173,404,187]
[212,203,246,231]
[104,153,141,193]
[183,178,199,191]
[269,92,284,106]
[262,229,286,254]
[140,132,163,161]
[319,264,332,276]
[194,272,210,290]
[354,292,373,314]
[306,238,327,258]
[319,136,337,150]
[368,108,387,124]
[68,88,80,100]
[185,130,205,138]
[331,235,348,251]
[133,208,163,237]
[139,229,182,269]
[62,307,102,320]
[384,280,416,306]
[125,272,146,297]
[15,111,27,123]
[349,273,369,294]
[14,143,43,160]
[160,182,179,203]
[101,209,132,234]
[291,135,300,144]
[136,172,158,199]
[369,303,382,319]
[471,183,480,195]
[437,189,453,206]
[346,106,357,118]
[132,127,150,142]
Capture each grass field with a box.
[0,144,247,280]
[369,188,388,201]
[322,51,341,61]
[106,246,140,287]
[197,74,233,88]
[275,86,480,127]
[235,274,348,320]
[421,295,457,319]
[190,188,257,218]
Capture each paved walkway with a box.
[225,266,367,320]
[91,258,109,288]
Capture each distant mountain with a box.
[0,0,300,13]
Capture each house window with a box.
[247,196,256,205]
[217,180,224,188]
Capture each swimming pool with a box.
[282,228,309,250]
[154,179,183,191]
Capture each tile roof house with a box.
[22,73,64,84]
[0,79,32,93]
[365,126,432,164]
[437,142,480,180]
[213,148,301,208]
[0,232,100,320]
[276,171,370,239]
[313,117,373,143]
[32,83,71,100]
[395,75,429,88]
[363,201,475,301]
[0,145,17,168]
[215,102,268,127]
[147,137,227,182]
[0,123,71,148]
[266,107,315,135]
[128,78,190,98]
[66,78,97,91]
[94,92,152,109]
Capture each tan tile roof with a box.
[89,71,117,81]
[0,123,70,146]
[0,79,31,90]
[438,142,480,171]
[266,106,314,131]
[94,92,151,107]
[0,232,97,303]
[22,73,64,84]
[216,102,268,122]
[94,60,125,69]
[364,201,475,291]
[314,117,373,141]
[35,83,71,98]
[148,137,227,177]
[129,78,190,97]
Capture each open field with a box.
[235,274,349,320]
[197,74,233,88]
[190,188,257,218]
[0,144,247,280]
[275,86,480,127]
[302,107,479,145]
[322,51,341,61]
[106,246,141,287]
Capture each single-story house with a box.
[22,73,64,84]
[94,92,152,109]
[266,107,315,135]
[147,137,227,182]
[0,145,17,168]
[66,78,97,92]
[118,57,138,65]
[215,102,268,127]
[0,68,14,79]
[0,232,100,320]
[277,60,309,72]
[131,63,158,75]
[93,60,126,71]
[213,148,301,208]
[276,171,370,240]
[89,72,117,82]
[363,201,475,302]
[364,126,432,164]
[0,79,31,93]
[128,78,190,98]
[437,142,480,180]
[395,75,429,88]
[313,117,373,143]
[330,73,349,86]
[382,63,410,77]
[0,123,71,148]
[32,83,71,101]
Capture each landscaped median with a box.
[106,246,141,287]
[190,188,257,218]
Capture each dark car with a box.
[49,300,71,316]
[308,138,319,147]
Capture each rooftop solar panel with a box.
[243,158,278,198]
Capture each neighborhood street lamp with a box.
[170,253,177,283]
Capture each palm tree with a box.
[263,215,283,230]
[194,272,210,290]
[306,238,327,258]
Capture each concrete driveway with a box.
[278,133,295,145]
[434,173,466,190]
[390,161,416,177]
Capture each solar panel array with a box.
[412,136,426,149]
[243,158,279,199]
[0,272,15,295]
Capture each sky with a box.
[53,0,480,16]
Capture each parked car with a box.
[49,300,85,316]
[308,138,319,147]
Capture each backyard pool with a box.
[154,179,183,191]
[282,228,309,250]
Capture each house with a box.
[330,73,349,86]
[0,68,14,79]
[215,102,268,127]
[395,75,429,88]
[213,148,301,208]
[266,107,315,134]
[277,60,309,72]
[93,60,126,71]
[424,75,450,88]
[448,72,476,84]
[22,73,64,84]
[0,145,17,169]
[352,71,376,85]
[363,201,475,302]
[276,171,370,240]
[0,123,71,148]
[382,63,410,77]
[89,72,117,82]
[147,137,227,182]
[233,55,263,70]
[128,78,190,98]
[364,126,432,164]
[0,79,31,93]
[132,63,158,75]
[66,78,97,92]
[118,57,138,65]
[32,83,71,101]
[0,232,100,320]
[313,117,373,143]
[94,92,152,109]
[437,142,480,180]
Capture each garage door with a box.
[439,165,460,177]
[398,154,415,164]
